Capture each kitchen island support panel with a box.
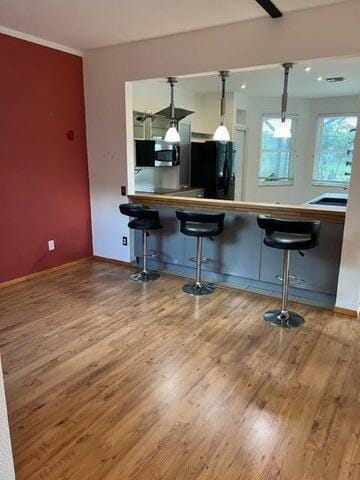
[133,205,344,299]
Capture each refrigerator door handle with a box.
[223,161,229,195]
[173,146,180,165]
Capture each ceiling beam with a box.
[254,0,283,18]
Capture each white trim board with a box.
[0,26,83,57]
[0,358,15,480]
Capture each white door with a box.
[233,127,246,200]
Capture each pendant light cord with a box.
[281,63,293,123]
[167,76,177,128]
[219,71,229,126]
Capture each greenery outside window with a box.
[259,115,296,185]
[313,114,357,185]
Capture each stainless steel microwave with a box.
[135,140,180,167]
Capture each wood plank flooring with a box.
[0,259,359,479]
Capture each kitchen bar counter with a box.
[128,193,345,308]
[128,193,346,223]
[135,188,204,197]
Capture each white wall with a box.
[0,360,15,480]
[84,0,360,310]
[200,91,235,134]
[243,95,360,204]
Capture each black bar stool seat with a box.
[119,203,143,216]
[128,217,162,231]
[181,222,222,237]
[257,214,321,328]
[119,203,162,282]
[120,203,161,231]
[176,210,225,296]
[263,232,318,250]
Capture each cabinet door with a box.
[133,112,145,139]
[183,212,262,280]
[134,125,145,139]
[151,127,167,139]
[151,116,169,139]
[259,221,344,295]
[134,207,185,265]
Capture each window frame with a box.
[258,114,298,187]
[312,113,357,187]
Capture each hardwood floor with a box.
[0,260,359,479]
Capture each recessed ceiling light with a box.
[241,84,246,89]
[304,66,311,72]
[317,76,323,82]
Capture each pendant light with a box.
[273,63,293,138]
[164,77,180,143]
[214,70,230,142]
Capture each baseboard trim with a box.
[92,255,130,266]
[0,257,92,289]
[334,306,359,317]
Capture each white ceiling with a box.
[0,0,351,51]
[172,57,360,98]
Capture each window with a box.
[259,115,296,185]
[313,115,357,185]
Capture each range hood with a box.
[155,106,194,122]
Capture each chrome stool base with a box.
[130,229,160,282]
[263,309,304,328]
[130,270,160,282]
[182,282,215,296]
[183,236,216,296]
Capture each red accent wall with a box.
[0,34,92,283]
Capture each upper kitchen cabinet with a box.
[151,116,168,140]
[133,111,151,139]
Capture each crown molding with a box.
[0,26,83,56]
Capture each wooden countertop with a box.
[135,188,203,195]
[128,193,346,223]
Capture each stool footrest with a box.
[189,257,213,264]
[144,249,159,258]
[276,274,305,285]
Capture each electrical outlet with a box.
[48,240,55,251]
[121,185,127,196]
[122,236,128,246]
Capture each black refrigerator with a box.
[191,141,236,200]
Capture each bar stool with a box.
[257,214,321,328]
[119,203,162,282]
[176,210,225,295]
